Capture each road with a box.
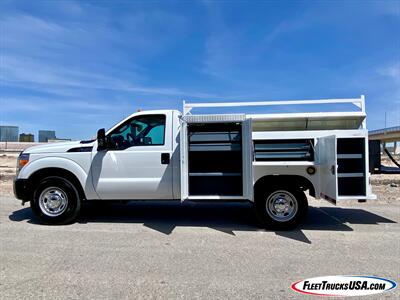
[0,196,399,299]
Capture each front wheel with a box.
[31,176,81,225]
[255,186,308,230]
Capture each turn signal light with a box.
[17,153,30,171]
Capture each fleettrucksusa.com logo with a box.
[291,275,397,297]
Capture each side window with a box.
[108,115,166,150]
[147,125,164,145]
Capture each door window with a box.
[108,114,166,150]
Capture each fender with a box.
[253,163,320,199]
[254,174,317,198]
[18,156,98,200]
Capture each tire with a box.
[31,176,81,225]
[254,185,308,230]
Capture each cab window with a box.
[108,114,166,150]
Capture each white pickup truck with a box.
[14,97,376,229]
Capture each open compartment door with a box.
[180,118,189,201]
[318,135,338,204]
[242,118,254,201]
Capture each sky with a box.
[0,0,399,141]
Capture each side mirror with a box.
[97,128,107,151]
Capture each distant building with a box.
[19,133,35,142]
[39,130,56,142]
[0,125,19,142]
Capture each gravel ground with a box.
[0,153,399,299]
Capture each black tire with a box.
[31,176,81,225]
[254,185,308,230]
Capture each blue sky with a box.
[1,0,399,141]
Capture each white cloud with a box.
[0,10,225,100]
[1,96,125,112]
[0,53,222,99]
[378,63,400,81]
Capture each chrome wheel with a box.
[38,187,68,217]
[266,190,298,222]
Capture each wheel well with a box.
[29,168,86,200]
[254,175,316,198]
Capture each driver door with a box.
[91,112,173,200]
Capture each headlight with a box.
[17,153,30,172]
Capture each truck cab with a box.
[91,110,181,200]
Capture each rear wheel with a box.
[255,185,308,230]
[31,176,81,225]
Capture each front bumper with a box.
[13,178,31,202]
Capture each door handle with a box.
[161,153,170,164]
[330,165,336,175]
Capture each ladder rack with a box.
[183,96,366,130]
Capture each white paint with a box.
[15,96,376,204]
[90,111,174,200]
[318,135,338,202]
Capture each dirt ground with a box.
[0,153,18,196]
[382,154,400,168]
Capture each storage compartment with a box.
[189,176,243,196]
[368,140,381,173]
[337,138,364,154]
[337,138,366,196]
[338,177,366,196]
[337,157,364,173]
[254,139,314,161]
[187,123,243,196]
[189,151,242,173]
[189,124,241,143]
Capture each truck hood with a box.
[24,141,94,154]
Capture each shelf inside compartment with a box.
[189,131,241,143]
[188,123,242,143]
[338,177,366,196]
[256,151,311,160]
[189,172,241,177]
[338,173,364,178]
[189,175,243,196]
[189,143,241,152]
[337,154,362,159]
